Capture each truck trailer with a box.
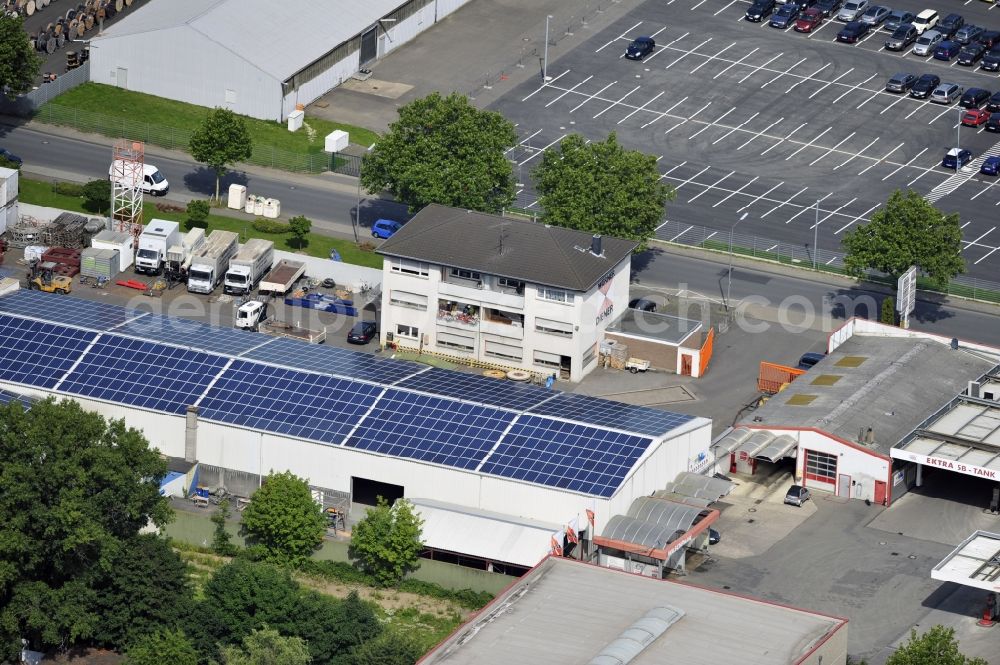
[166,228,206,283]
[187,230,238,294]
[259,258,306,295]
[224,239,274,295]
[135,219,181,275]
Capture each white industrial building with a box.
[0,290,712,571]
[89,0,473,121]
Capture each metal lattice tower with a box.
[111,139,145,245]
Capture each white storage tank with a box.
[263,198,280,219]
[253,197,265,216]
[228,184,247,210]
[245,195,256,214]
[91,229,134,271]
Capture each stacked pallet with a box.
[41,213,88,248]
[42,247,81,277]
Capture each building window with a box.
[538,287,571,303]
[389,258,429,277]
[390,290,428,311]
[535,317,573,337]
[449,268,482,282]
[804,449,837,484]
[485,309,523,327]
[396,324,419,339]
[484,340,523,361]
[498,277,525,294]
[582,344,597,367]
[533,351,561,369]
[437,331,475,352]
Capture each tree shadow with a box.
[356,197,410,230]
[825,286,954,325]
[629,247,661,282]
[182,167,248,197]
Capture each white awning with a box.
[409,498,561,568]
[931,531,1000,592]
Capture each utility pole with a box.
[813,200,819,270]
[727,212,748,309]
[543,15,553,82]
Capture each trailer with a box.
[259,258,306,295]
[234,300,325,343]
[187,230,238,294]
[284,292,357,316]
[224,239,274,295]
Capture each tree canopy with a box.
[0,15,41,100]
[288,215,312,249]
[360,92,518,213]
[533,132,673,250]
[0,399,175,659]
[189,107,253,202]
[349,629,424,665]
[843,189,965,288]
[125,629,198,665]
[241,471,327,563]
[221,627,312,665]
[886,625,987,665]
[349,497,424,586]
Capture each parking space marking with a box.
[904,97,935,120]
[688,171,736,202]
[835,203,881,234]
[521,70,569,101]
[964,226,997,251]
[761,121,805,155]
[975,246,999,264]
[691,42,737,73]
[617,90,665,125]
[596,22,643,52]
[785,63,830,93]
[738,181,785,212]
[882,147,928,181]
[928,104,959,125]
[858,142,905,175]
[809,132,856,166]
[568,81,618,113]
[760,57,808,89]
[971,177,1000,200]
[831,73,878,104]
[660,160,688,180]
[713,176,760,207]
[692,0,709,10]
[712,111,760,144]
[593,85,641,118]
[786,192,832,224]
[786,127,833,160]
[736,116,784,150]
[712,47,760,79]
[674,165,713,190]
[665,101,713,135]
[670,225,695,241]
[665,31,690,48]
[544,75,593,107]
[688,106,734,139]
[641,95,689,129]
[761,186,809,218]
[906,160,942,188]
[506,129,542,154]
[879,93,909,115]
[833,137,878,170]
[665,38,713,70]
[855,88,883,109]
[808,68,855,99]
[811,197,857,227]
[738,52,784,83]
[518,134,566,166]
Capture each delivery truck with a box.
[187,230,238,294]
[134,219,181,275]
[109,160,169,196]
[259,258,306,295]
[224,239,274,295]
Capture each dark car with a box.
[942,148,972,170]
[708,528,721,545]
[938,13,965,38]
[977,30,1000,49]
[746,0,776,21]
[815,0,843,17]
[797,352,825,370]
[960,87,991,108]
[837,20,871,42]
[987,114,1000,132]
[0,148,22,166]
[909,73,940,99]
[885,72,917,93]
[788,0,818,10]
[986,91,1000,112]
[954,24,984,45]
[982,45,1000,71]
[784,484,812,507]
[628,298,657,312]
[795,7,824,31]
[933,40,962,61]
[625,36,655,60]
[885,25,918,51]
[883,9,915,32]
[770,3,800,28]
[981,156,1000,175]
[958,41,988,65]
[347,320,377,344]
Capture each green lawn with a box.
[18,178,383,269]
[47,83,381,155]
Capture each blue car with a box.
[933,40,962,61]
[0,148,22,166]
[942,148,972,170]
[982,156,1000,176]
[371,218,402,239]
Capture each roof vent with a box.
[968,381,981,398]
[591,234,603,257]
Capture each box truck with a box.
[165,228,206,283]
[135,219,181,275]
[224,239,274,295]
[187,230,238,294]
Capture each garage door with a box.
[360,27,378,65]
[804,449,837,489]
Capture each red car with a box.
[962,108,992,127]
[794,7,824,32]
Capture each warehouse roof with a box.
[95,0,406,81]
[419,557,848,665]
[377,204,639,292]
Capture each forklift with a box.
[27,260,72,295]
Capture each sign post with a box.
[896,265,917,329]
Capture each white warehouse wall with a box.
[435,0,471,20]
[284,49,362,119]
[382,3,436,56]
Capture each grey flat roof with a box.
[420,557,847,665]
[377,204,638,292]
[746,336,996,453]
[606,310,702,346]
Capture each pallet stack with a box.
[41,213,88,248]
[41,247,81,277]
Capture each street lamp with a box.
[727,212,749,309]
[813,200,819,270]
[353,143,375,244]
[542,15,554,82]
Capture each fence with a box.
[0,60,90,116]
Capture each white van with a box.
[108,160,169,196]
[912,9,939,35]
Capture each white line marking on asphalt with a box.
[521,70,569,101]
[831,73,878,104]
[835,203,881,234]
[544,75,594,107]
[665,38,713,69]
[617,91,666,124]
[975,246,999,264]
[689,107,734,139]
[810,197,856,227]
[882,147,928,181]
[518,134,566,166]
[660,160,688,179]
[713,176,760,207]
[833,137,879,170]
[761,121,806,155]
[858,141,905,175]
[809,132,856,166]
[688,171,735,202]
[808,68,855,99]
[691,42,737,73]
[670,225,695,241]
[568,81,617,113]
[713,48,760,79]
[739,181,785,211]
[674,165,712,190]
[641,95,690,129]
[785,127,833,159]
[593,85,641,118]
[761,57,807,88]
[738,52,783,83]
[786,192,832,224]
[713,112,760,144]
[785,63,830,93]
[505,129,542,154]
[715,0,739,14]
[761,186,809,218]
[596,22,643,52]
[737,116,784,150]
[665,101,713,134]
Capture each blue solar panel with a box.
[0,315,96,388]
[0,388,35,410]
[116,313,274,356]
[199,361,383,444]
[59,335,228,414]
[347,388,515,469]
[242,337,423,385]
[527,393,696,437]
[0,290,144,331]
[480,416,654,497]
[394,367,555,411]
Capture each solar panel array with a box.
[0,315,96,388]
[117,313,275,356]
[60,336,228,414]
[241,337,423,385]
[199,361,383,444]
[0,289,142,331]
[480,416,654,498]
[528,393,696,437]
[0,388,35,410]
[395,367,554,411]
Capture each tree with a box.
[349,497,424,586]
[349,628,423,665]
[0,399,172,659]
[533,132,673,250]
[360,92,517,213]
[843,189,965,288]
[212,498,239,557]
[125,629,198,665]
[288,215,312,249]
[189,107,253,202]
[0,15,41,99]
[186,199,210,230]
[82,179,112,214]
[241,471,327,564]
[292,590,379,665]
[886,625,987,665]
[221,627,312,665]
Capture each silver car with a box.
[930,83,964,104]
[913,29,943,56]
[784,484,812,506]
[837,0,869,22]
[860,4,889,25]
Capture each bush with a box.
[880,296,896,326]
[185,200,210,230]
[82,179,111,214]
[53,181,85,197]
[252,218,291,234]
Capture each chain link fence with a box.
[0,61,91,116]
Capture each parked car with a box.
[815,0,843,17]
[785,485,812,506]
[883,9,915,32]
[942,147,972,169]
[837,0,869,21]
[911,8,939,35]
[746,0,777,21]
[962,108,991,126]
[977,30,1000,49]
[837,20,871,42]
[937,13,965,38]
[909,73,940,98]
[987,114,1000,132]
[347,320,378,344]
[981,156,1000,175]
[625,36,655,60]
[958,41,988,65]
[860,4,890,25]
[795,7,825,31]
[628,298,657,312]
[913,29,944,56]
[788,0,818,10]
[982,45,1000,71]
[930,82,963,104]
[885,25,918,51]
[0,148,22,166]
[708,528,721,545]
[960,87,991,108]
[986,91,1000,112]
[371,218,402,239]
[955,24,984,45]
[885,72,918,93]
[933,40,962,61]
[771,3,801,28]
[796,352,825,370]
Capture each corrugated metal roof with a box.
[95,0,405,80]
